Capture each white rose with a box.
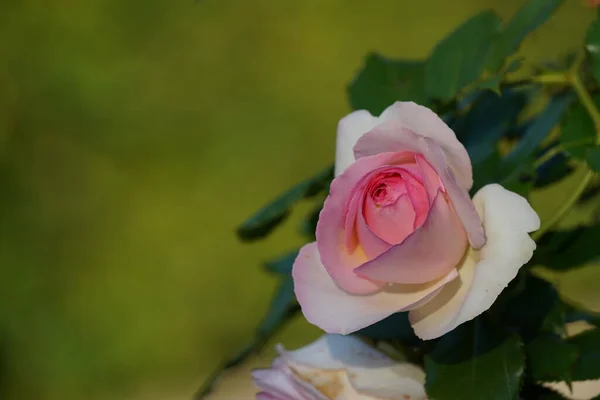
[252,334,427,400]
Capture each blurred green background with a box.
[0,0,597,399]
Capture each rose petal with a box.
[317,152,413,295]
[354,190,468,285]
[335,110,379,177]
[293,242,459,335]
[378,101,473,190]
[354,125,486,249]
[419,138,486,249]
[414,154,441,207]
[356,204,392,259]
[409,184,540,340]
[364,192,415,245]
[277,335,427,400]
[252,368,314,400]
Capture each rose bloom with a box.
[252,334,427,400]
[292,102,540,340]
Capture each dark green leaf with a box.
[586,18,600,84]
[587,146,600,172]
[560,100,597,159]
[486,0,565,71]
[495,275,564,341]
[237,166,333,241]
[500,93,572,182]
[348,53,427,115]
[425,10,501,99]
[568,328,600,381]
[264,250,298,275]
[534,151,573,188]
[425,318,525,400]
[526,333,578,383]
[471,150,503,194]
[502,163,535,197]
[357,312,420,345]
[194,276,299,399]
[532,225,600,271]
[456,88,526,164]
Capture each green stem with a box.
[531,72,568,85]
[531,52,600,240]
[571,72,600,131]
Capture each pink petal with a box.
[317,152,413,295]
[420,138,486,249]
[356,206,392,259]
[409,184,540,340]
[414,154,441,206]
[354,190,468,285]
[354,124,486,249]
[363,193,415,245]
[378,101,473,190]
[292,242,458,335]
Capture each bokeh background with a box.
[0,0,597,399]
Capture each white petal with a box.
[293,243,458,335]
[335,110,378,176]
[409,184,540,340]
[278,334,427,400]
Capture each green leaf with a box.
[264,250,298,275]
[348,53,427,115]
[564,304,600,328]
[357,312,420,345]
[456,88,526,164]
[568,328,600,381]
[500,93,572,184]
[495,275,564,341]
[526,333,578,383]
[505,58,524,74]
[499,0,564,55]
[486,0,565,71]
[534,151,573,189]
[425,318,525,400]
[477,76,503,95]
[560,100,598,159]
[532,225,600,271]
[194,276,299,399]
[587,145,600,172]
[425,10,501,99]
[237,166,333,241]
[586,18,600,84]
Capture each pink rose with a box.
[252,334,427,400]
[292,102,540,340]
